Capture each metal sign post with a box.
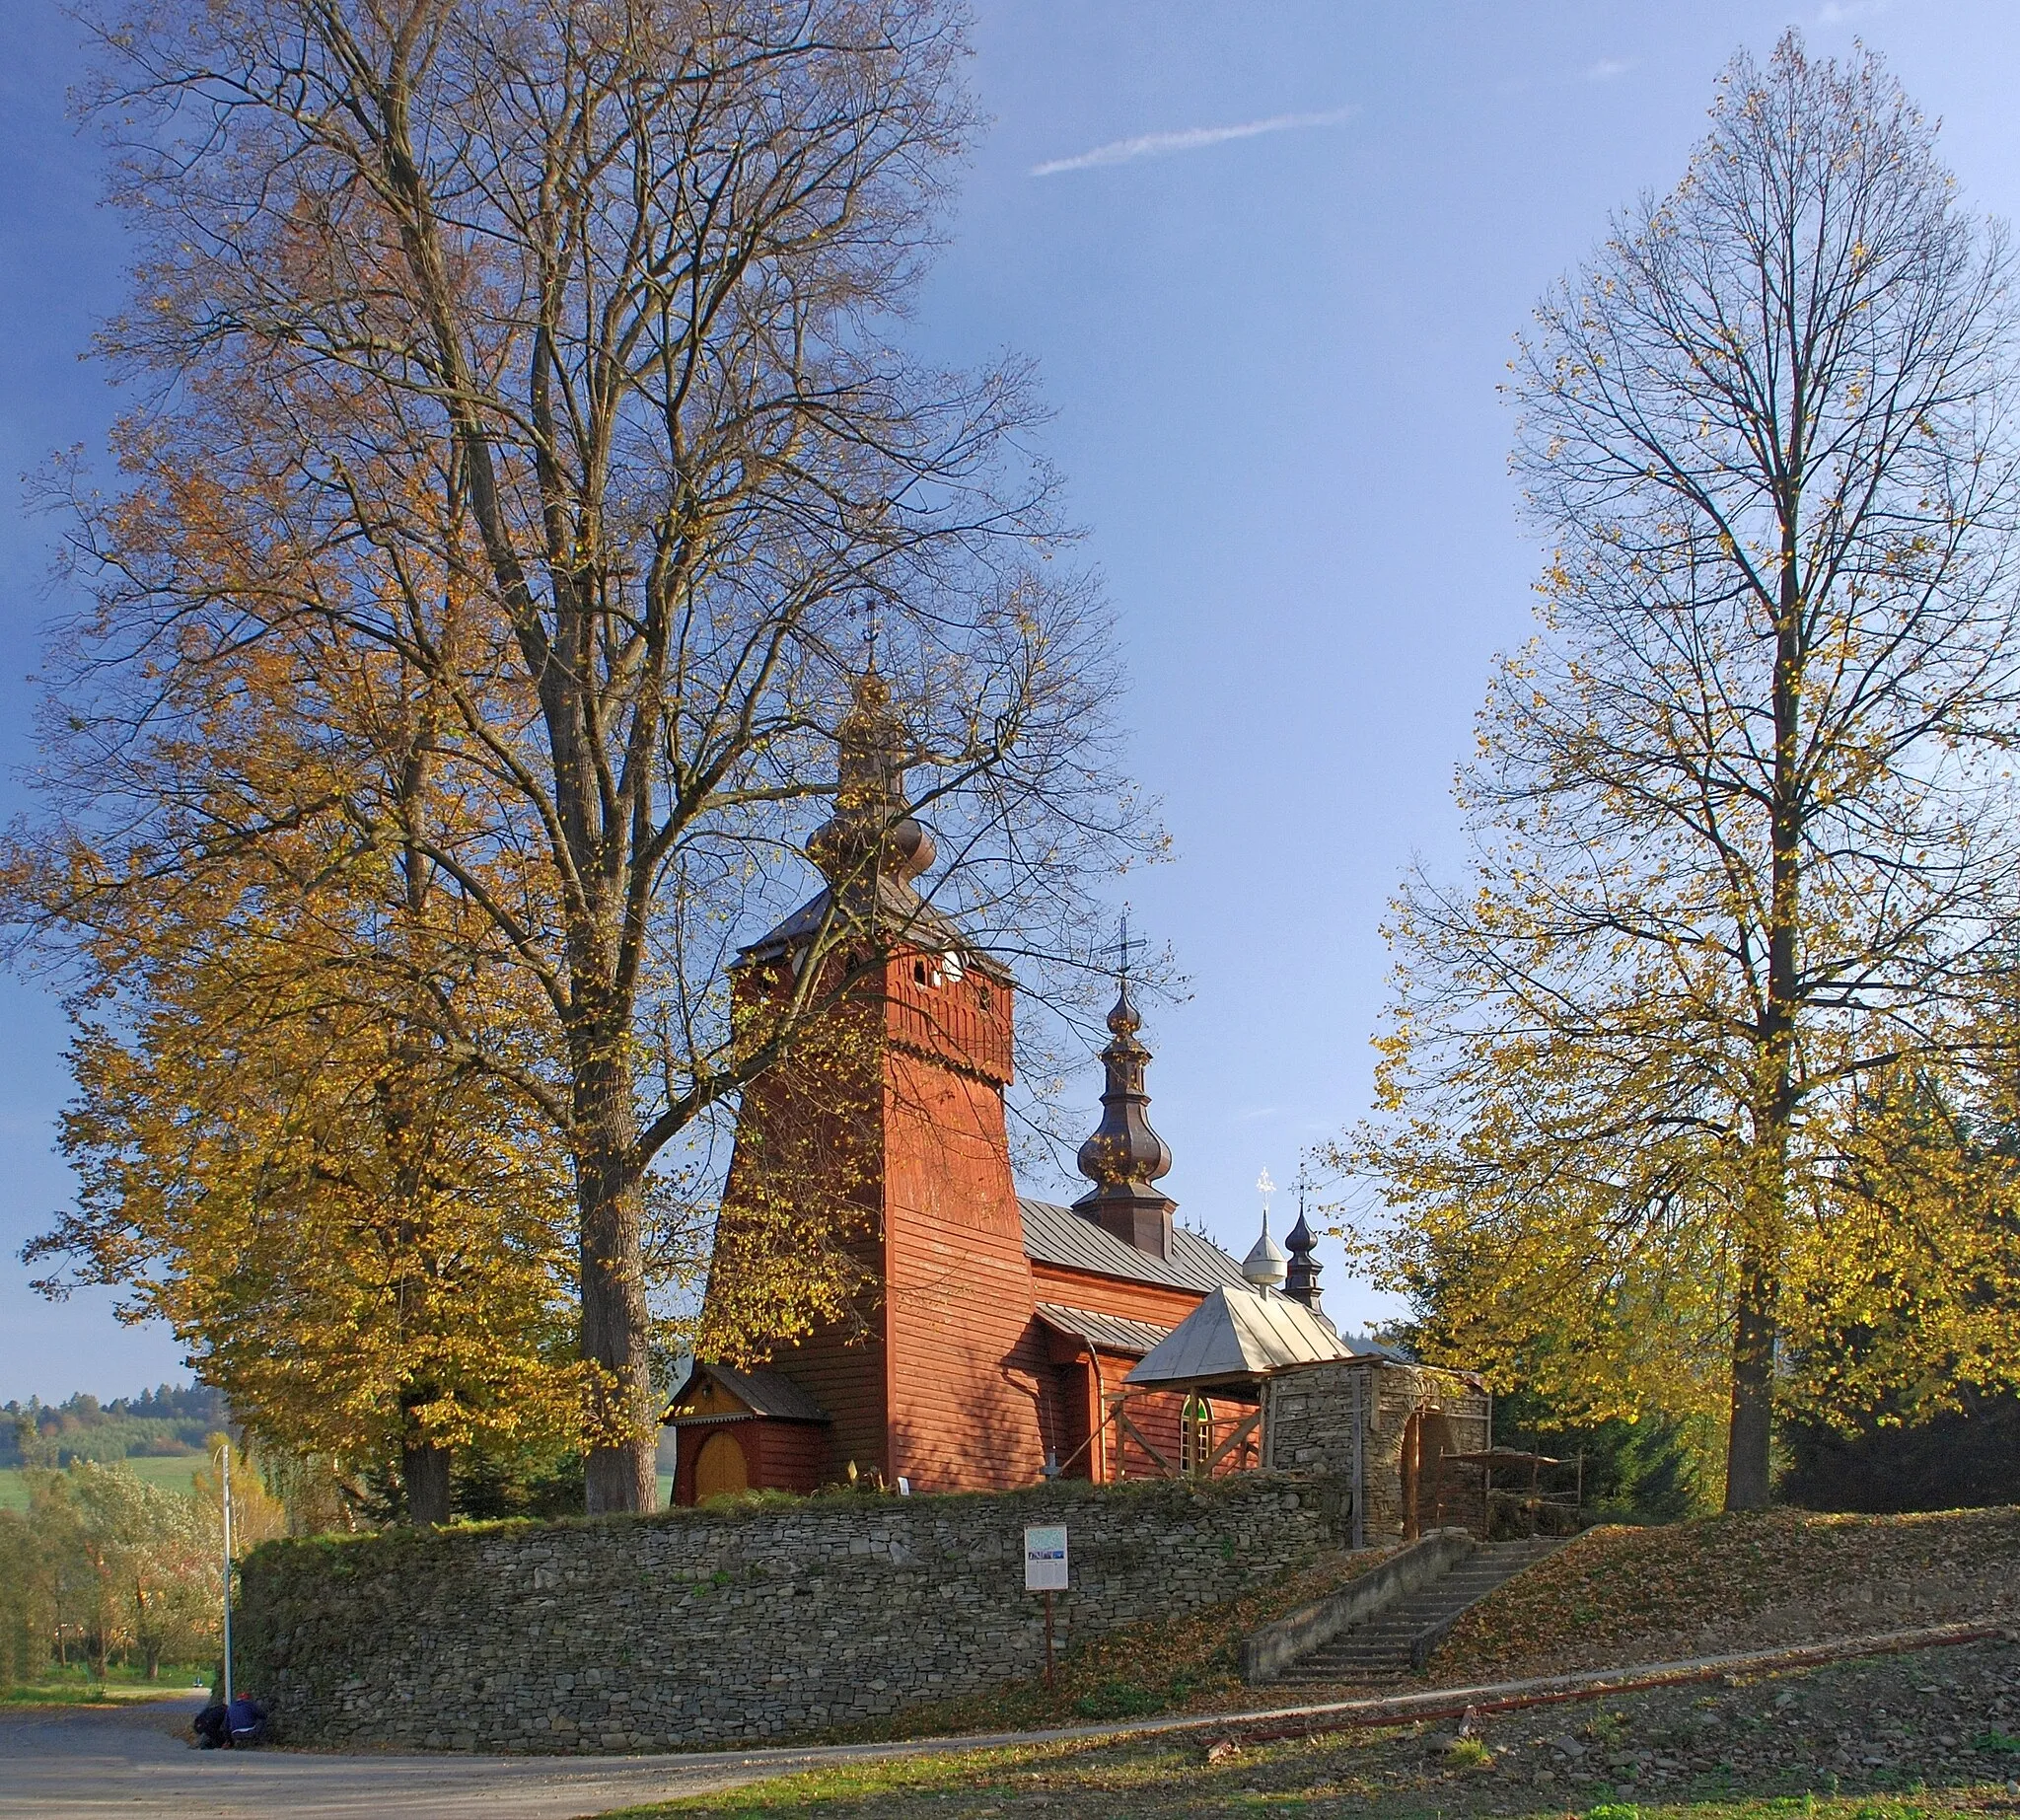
[220,1442,234,1708]
[1022,1524,1068,1691]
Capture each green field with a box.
[2,1461,666,1515]
[0,1454,208,1511]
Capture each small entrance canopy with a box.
[1123,1284,1351,1393]
[662,1361,829,1427]
[662,1361,830,1505]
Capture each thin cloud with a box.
[1817,0,1889,21]
[1031,107,1356,179]
[1586,58,1636,82]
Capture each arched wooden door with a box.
[693,1430,750,1501]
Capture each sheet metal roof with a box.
[1123,1284,1353,1389]
[1018,1200,1251,1295]
[1033,1301,1173,1358]
[739,879,1015,983]
[662,1361,830,1425]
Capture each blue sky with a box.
[3,0,2017,1399]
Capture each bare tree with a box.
[1338,34,2020,1509]
[16,0,1137,1512]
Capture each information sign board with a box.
[1023,1523,1068,1591]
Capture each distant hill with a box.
[1,1384,228,1470]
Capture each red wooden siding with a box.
[882,1041,1047,1491]
[885,948,1013,1084]
[1027,1261,1204,1333]
[751,1420,829,1494]
[700,934,1232,1497]
[671,1419,829,1504]
[703,964,888,1488]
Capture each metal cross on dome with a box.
[1107,906,1141,980]
[1257,1168,1276,1210]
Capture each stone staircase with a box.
[1271,1536,1561,1685]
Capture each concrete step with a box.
[1273,1537,1563,1684]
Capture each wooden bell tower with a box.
[692,664,1049,1495]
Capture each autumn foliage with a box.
[10,0,1138,1519]
[1337,36,2020,1505]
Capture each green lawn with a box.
[4,1460,663,1513]
[0,1454,208,1510]
[4,1676,211,1707]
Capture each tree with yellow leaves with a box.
[11,0,1140,1516]
[1337,36,2020,1508]
[22,621,599,1523]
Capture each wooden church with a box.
[665,667,1336,1503]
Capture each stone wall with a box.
[1263,1360,1490,1541]
[236,1473,1347,1752]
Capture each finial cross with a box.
[1107,905,1141,979]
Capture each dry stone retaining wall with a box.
[236,1473,1347,1752]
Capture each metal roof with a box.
[662,1361,830,1425]
[739,879,1015,983]
[1123,1284,1354,1390]
[1018,1200,1251,1295]
[1033,1301,1174,1358]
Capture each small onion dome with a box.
[807,663,936,886]
[1243,1211,1287,1289]
[1283,1207,1324,1313]
[1073,978,1174,1192]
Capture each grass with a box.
[603,1754,2018,1819]
[1436,1505,2020,1687]
[595,1637,2020,1817]
[3,1661,212,1708]
[0,1454,209,1511]
[2,1680,207,1708]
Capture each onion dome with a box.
[1072,974,1177,1259]
[806,662,935,890]
[1243,1210,1288,1290]
[1283,1202,1324,1313]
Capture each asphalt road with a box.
[0,1693,979,1819]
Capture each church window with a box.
[976,984,993,1014]
[1180,1393,1214,1477]
[912,958,930,986]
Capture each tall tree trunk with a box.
[576,1041,657,1515]
[1726,501,1805,1513]
[1724,1250,1778,1509]
[397,1377,452,1525]
[401,1439,451,1526]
